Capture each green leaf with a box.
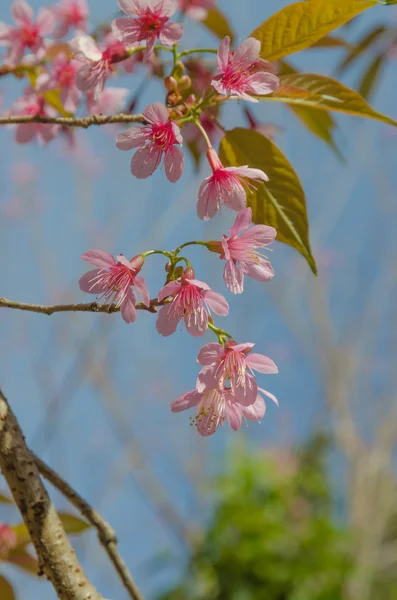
[309,35,351,48]
[58,512,91,534]
[0,576,15,600]
[202,7,234,42]
[289,106,344,160]
[249,0,377,62]
[337,25,386,73]
[43,90,72,117]
[358,53,385,98]
[0,493,13,504]
[256,73,397,127]
[379,0,397,4]
[218,128,316,274]
[7,548,39,576]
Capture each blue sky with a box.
[1,1,397,598]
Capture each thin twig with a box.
[0,113,145,128]
[0,297,169,315]
[35,455,144,600]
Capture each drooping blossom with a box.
[0,523,17,559]
[156,267,228,337]
[116,102,184,182]
[207,207,275,294]
[212,36,279,102]
[197,148,268,220]
[69,35,129,98]
[112,0,183,61]
[177,0,215,20]
[0,0,55,66]
[171,386,265,436]
[35,53,81,114]
[197,339,278,406]
[52,0,89,39]
[87,87,129,116]
[79,250,150,324]
[11,90,60,144]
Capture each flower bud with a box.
[183,267,195,280]
[164,76,178,91]
[165,261,172,272]
[178,75,192,90]
[172,61,185,79]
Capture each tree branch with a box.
[0,113,146,129]
[0,389,104,600]
[35,455,144,600]
[0,297,169,315]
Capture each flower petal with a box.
[233,374,258,406]
[134,276,150,307]
[120,288,137,323]
[156,304,180,336]
[259,387,279,407]
[81,250,115,268]
[157,280,181,302]
[36,7,55,35]
[130,145,162,178]
[203,290,229,316]
[116,126,148,151]
[143,102,169,125]
[111,17,141,44]
[233,37,260,66]
[184,307,208,337]
[70,35,102,61]
[196,364,218,393]
[223,260,244,295]
[171,390,201,412]
[197,343,223,366]
[12,0,33,26]
[241,395,266,421]
[246,353,278,374]
[159,21,183,46]
[78,269,103,293]
[226,402,242,431]
[164,145,184,182]
[216,36,230,72]
[197,177,219,220]
[239,259,274,282]
[229,207,252,238]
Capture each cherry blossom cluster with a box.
[1,0,281,436]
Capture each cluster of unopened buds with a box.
[1,0,281,436]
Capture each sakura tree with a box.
[0,0,395,599]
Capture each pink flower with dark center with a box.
[171,383,274,436]
[208,207,276,294]
[112,0,183,61]
[212,36,279,102]
[79,250,150,324]
[198,148,268,220]
[35,53,81,114]
[69,35,129,98]
[52,0,89,39]
[0,523,17,559]
[11,90,60,144]
[197,339,278,407]
[177,0,215,20]
[156,267,228,337]
[0,0,55,66]
[116,102,184,181]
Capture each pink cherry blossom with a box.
[212,36,279,102]
[112,0,183,61]
[52,0,89,39]
[35,53,81,114]
[197,339,278,408]
[156,268,228,337]
[116,102,184,182]
[208,207,276,294]
[87,87,129,116]
[197,148,268,220]
[79,250,150,324]
[0,0,55,66]
[0,523,17,559]
[178,0,215,20]
[69,35,129,98]
[11,90,60,144]
[171,384,273,436]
